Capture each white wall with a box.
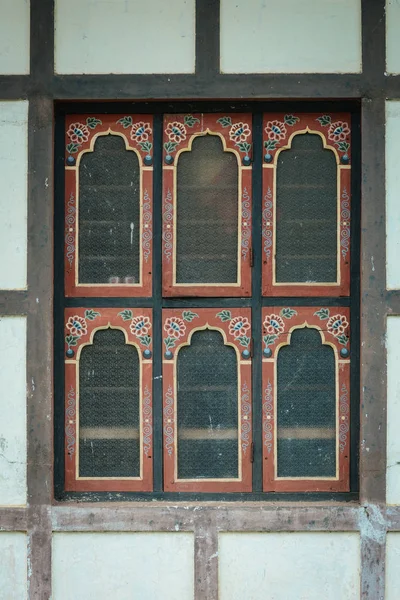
[220,0,362,74]
[55,0,195,74]
[0,317,27,506]
[0,0,30,74]
[0,533,27,598]
[0,101,28,290]
[386,533,400,599]
[52,532,195,599]
[387,316,400,504]
[386,101,400,289]
[387,0,400,74]
[219,532,360,600]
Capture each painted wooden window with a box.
[262,113,351,297]
[64,308,153,492]
[262,306,350,492]
[162,308,252,492]
[162,114,252,297]
[64,114,153,297]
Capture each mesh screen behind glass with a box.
[78,135,140,284]
[176,135,239,284]
[177,330,238,479]
[276,133,337,283]
[277,327,336,478]
[79,328,140,477]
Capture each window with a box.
[56,106,357,498]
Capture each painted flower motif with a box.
[328,121,350,143]
[130,316,152,337]
[263,314,285,335]
[264,120,287,142]
[164,317,186,339]
[67,123,90,144]
[166,121,187,143]
[229,122,251,143]
[229,316,251,338]
[327,314,349,337]
[66,316,87,337]
[131,121,152,143]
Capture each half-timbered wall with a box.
[0,1,399,598]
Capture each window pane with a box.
[276,133,337,283]
[78,135,140,284]
[277,327,336,477]
[176,135,239,284]
[177,330,238,478]
[79,328,140,477]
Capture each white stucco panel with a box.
[55,0,195,74]
[387,533,400,599]
[220,0,362,74]
[386,102,400,289]
[386,316,400,503]
[0,533,27,598]
[0,0,30,74]
[219,532,360,600]
[387,1,400,74]
[0,317,27,506]
[0,101,28,290]
[52,532,194,599]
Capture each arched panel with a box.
[276,133,337,284]
[277,327,336,478]
[79,327,140,478]
[176,135,239,284]
[177,329,239,479]
[78,135,141,285]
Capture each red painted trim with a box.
[262,306,350,492]
[64,307,153,492]
[162,307,252,492]
[64,114,153,297]
[162,113,252,297]
[262,113,351,297]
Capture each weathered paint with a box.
[386,533,400,599]
[387,316,400,504]
[218,532,361,600]
[0,0,30,74]
[220,0,362,74]
[386,102,400,289]
[0,317,27,506]
[52,532,195,599]
[54,0,195,74]
[0,533,27,598]
[0,101,28,290]
[386,0,400,74]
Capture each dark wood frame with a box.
[162,112,252,297]
[162,307,252,492]
[262,112,351,297]
[64,114,153,297]
[64,307,153,492]
[262,306,350,492]
[0,0,391,598]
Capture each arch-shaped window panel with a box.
[262,113,351,297]
[162,113,253,297]
[176,135,239,285]
[78,135,140,285]
[262,306,350,492]
[79,328,140,478]
[162,308,252,492]
[64,114,153,297]
[64,307,153,492]
[277,327,336,478]
[276,134,337,284]
[177,329,238,479]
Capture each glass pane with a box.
[177,329,238,478]
[79,328,140,477]
[78,135,140,284]
[176,135,239,284]
[276,133,337,283]
[277,327,336,477]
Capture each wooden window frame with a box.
[262,112,351,297]
[162,113,252,297]
[64,114,153,298]
[162,308,252,492]
[262,306,350,492]
[64,307,153,492]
